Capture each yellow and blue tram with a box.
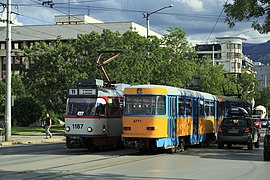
[122,85,251,152]
[65,79,126,150]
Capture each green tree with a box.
[224,0,270,33]
[0,75,27,116]
[255,87,270,110]
[21,30,153,114]
[194,59,227,95]
[238,72,259,101]
[100,30,153,84]
[21,27,259,117]
[151,27,198,87]
[22,38,86,114]
[12,97,42,126]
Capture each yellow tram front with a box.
[122,85,169,151]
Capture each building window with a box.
[0,43,5,50]
[227,43,232,49]
[13,42,19,49]
[237,63,241,69]
[215,53,221,59]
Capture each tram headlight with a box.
[65,126,70,132]
[87,127,93,132]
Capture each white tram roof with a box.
[125,84,217,100]
[98,88,123,97]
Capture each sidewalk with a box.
[0,134,65,146]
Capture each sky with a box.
[0,0,270,44]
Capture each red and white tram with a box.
[64,78,127,150]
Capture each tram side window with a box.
[178,97,185,115]
[205,101,210,116]
[209,101,214,116]
[108,98,122,117]
[205,101,214,116]
[157,96,166,115]
[200,100,205,116]
[186,98,192,116]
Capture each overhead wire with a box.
[8,0,106,40]
[7,0,270,43]
[16,1,227,21]
[206,0,229,43]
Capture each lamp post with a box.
[5,0,12,141]
[143,4,173,38]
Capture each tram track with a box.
[1,148,166,180]
[29,152,164,180]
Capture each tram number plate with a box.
[72,124,84,129]
[133,119,141,123]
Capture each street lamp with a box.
[5,0,12,142]
[143,4,173,38]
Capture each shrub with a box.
[12,97,43,126]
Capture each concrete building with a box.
[195,37,254,74]
[253,62,270,90]
[0,15,162,78]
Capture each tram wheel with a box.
[166,146,176,154]
[178,138,185,152]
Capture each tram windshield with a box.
[66,97,106,116]
[124,95,166,115]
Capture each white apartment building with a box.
[196,37,254,74]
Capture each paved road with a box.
[0,134,269,180]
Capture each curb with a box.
[0,137,65,146]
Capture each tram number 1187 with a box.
[72,124,84,129]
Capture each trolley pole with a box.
[5,0,12,141]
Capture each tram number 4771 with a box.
[72,124,84,129]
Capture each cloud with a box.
[0,10,23,27]
[176,0,204,12]
[5,0,269,43]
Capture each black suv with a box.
[218,107,260,150]
[263,125,270,161]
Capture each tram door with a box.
[169,96,177,145]
[192,98,199,143]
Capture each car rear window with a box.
[222,118,248,126]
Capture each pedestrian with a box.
[45,113,52,139]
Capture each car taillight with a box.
[244,127,251,133]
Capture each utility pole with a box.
[5,0,12,141]
[212,44,215,66]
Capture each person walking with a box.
[45,113,52,139]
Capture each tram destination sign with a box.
[68,88,98,97]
